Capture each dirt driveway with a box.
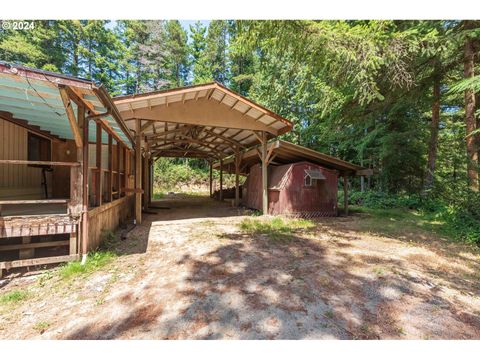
[1,194,479,339]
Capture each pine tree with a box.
[190,21,211,84]
[164,20,190,87]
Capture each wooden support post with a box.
[116,143,121,199]
[261,131,268,215]
[69,231,77,255]
[235,148,241,206]
[79,106,89,255]
[95,122,103,207]
[149,160,153,207]
[135,120,142,224]
[343,174,349,216]
[69,165,82,216]
[107,134,113,202]
[142,145,149,209]
[123,147,128,197]
[219,158,223,201]
[19,236,34,260]
[209,161,213,198]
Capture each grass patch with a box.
[33,321,50,333]
[239,217,316,241]
[349,205,447,239]
[152,191,165,200]
[59,251,116,280]
[0,290,29,304]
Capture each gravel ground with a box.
[1,194,479,339]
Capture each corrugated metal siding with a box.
[0,118,51,199]
[243,161,338,217]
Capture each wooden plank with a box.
[59,87,83,148]
[140,120,154,133]
[107,134,113,202]
[0,224,77,238]
[79,105,89,256]
[69,230,77,255]
[343,174,348,216]
[123,147,128,196]
[65,86,131,149]
[19,236,34,260]
[69,165,82,216]
[135,120,142,224]
[0,160,79,167]
[261,131,268,215]
[95,122,103,207]
[0,240,69,252]
[122,188,144,194]
[0,254,79,270]
[0,199,68,205]
[219,158,223,201]
[209,161,213,197]
[116,144,121,198]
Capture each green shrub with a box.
[153,157,241,192]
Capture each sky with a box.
[179,20,211,33]
[106,20,210,41]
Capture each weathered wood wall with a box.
[87,194,134,251]
[0,118,52,199]
[52,139,77,198]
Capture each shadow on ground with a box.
[48,195,480,340]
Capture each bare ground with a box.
[1,194,479,339]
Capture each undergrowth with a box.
[347,190,480,245]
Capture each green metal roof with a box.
[0,65,132,148]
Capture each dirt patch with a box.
[1,194,479,339]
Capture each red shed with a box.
[215,140,372,217]
[243,161,339,217]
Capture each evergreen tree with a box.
[165,20,190,87]
[189,21,211,84]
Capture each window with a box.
[28,132,51,162]
[304,168,325,187]
[304,175,316,187]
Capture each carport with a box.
[113,82,293,219]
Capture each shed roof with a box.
[114,82,293,160]
[0,62,133,148]
[215,140,372,176]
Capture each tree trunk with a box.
[477,92,480,165]
[423,72,441,194]
[464,31,479,191]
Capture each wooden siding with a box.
[87,195,134,251]
[0,118,51,199]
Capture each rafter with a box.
[59,87,83,148]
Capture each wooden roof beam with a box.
[201,128,246,149]
[59,87,83,148]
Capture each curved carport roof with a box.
[114,82,293,160]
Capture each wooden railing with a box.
[0,160,81,217]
